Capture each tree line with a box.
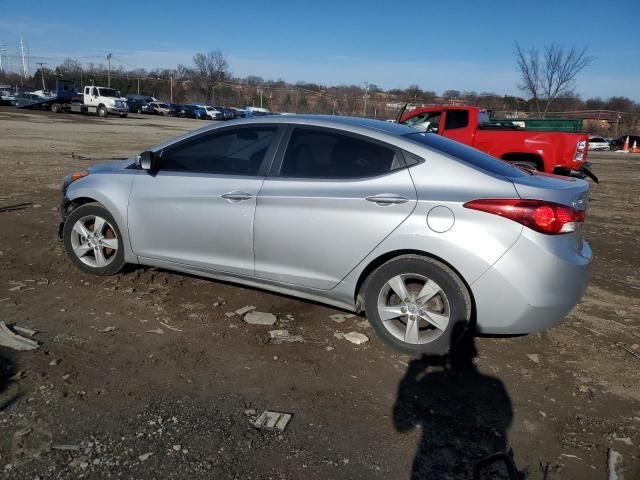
[1,48,638,133]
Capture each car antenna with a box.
[395,103,408,124]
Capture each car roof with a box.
[149,115,419,152]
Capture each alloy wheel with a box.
[69,215,119,268]
[376,273,450,345]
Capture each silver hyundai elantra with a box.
[60,116,592,354]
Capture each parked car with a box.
[147,102,176,116]
[59,116,592,355]
[200,105,223,120]
[610,135,640,151]
[0,90,16,105]
[228,107,246,118]
[399,106,597,182]
[180,104,208,119]
[588,137,610,151]
[214,106,236,120]
[13,92,43,107]
[125,94,156,114]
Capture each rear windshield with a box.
[404,132,527,178]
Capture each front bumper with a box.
[107,106,129,115]
[471,230,592,335]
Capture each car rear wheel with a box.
[364,255,471,355]
[63,203,125,276]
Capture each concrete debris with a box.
[138,452,153,462]
[244,408,257,416]
[13,325,37,337]
[253,410,292,432]
[341,331,369,345]
[160,321,183,332]
[607,448,622,480]
[268,329,304,344]
[99,326,117,333]
[526,354,540,364]
[224,312,235,318]
[51,444,81,451]
[235,305,256,316]
[172,444,181,451]
[0,321,39,351]
[49,359,59,366]
[612,434,633,445]
[329,313,355,324]
[243,311,277,326]
[357,320,371,329]
[325,346,334,351]
[146,328,164,335]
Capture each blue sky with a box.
[1,0,638,100]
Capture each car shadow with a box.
[0,350,19,411]
[393,323,523,479]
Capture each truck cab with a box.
[399,106,595,181]
[82,86,128,117]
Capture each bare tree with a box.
[515,42,592,116]
[185,51,230,104]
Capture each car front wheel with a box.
[364,255,471,355]
[63,203,126,276]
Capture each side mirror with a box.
[411,123,429,133]
[136,151,156,170]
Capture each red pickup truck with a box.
[399,106,597,182]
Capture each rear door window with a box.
[444,110,469,130]
[279,128,404,179]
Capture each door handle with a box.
[221,191,253,201]
[365,194,409,205]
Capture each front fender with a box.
[65,174,137,263]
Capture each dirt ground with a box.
[0,108,638,480]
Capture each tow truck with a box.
[15,80,128,118]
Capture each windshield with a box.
[404,132,527,178]
[98,88,119,97]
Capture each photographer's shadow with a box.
[393,324,521,480]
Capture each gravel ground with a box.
[0,108,638,479]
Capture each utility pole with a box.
[170,74,173,103]
[258,87,263,109]
[20,37,28,80]
[36,62,47,90]
[363,81,369,117]
[106,53,112,87]
[332,99,337,115]
[0,44,5,73]
[137,78,140,95]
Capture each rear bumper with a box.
[554,162,599,183]
[471,230,592,334]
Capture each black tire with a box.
[51,103,61,113]
[120,114,128,118]
[364,255,471,356]
[137,107,143,114]
[97,105,107,117]
[510,160,538,171]
[63,202,126,276]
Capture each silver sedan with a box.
[60,116,592,354]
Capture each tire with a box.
[97,105,107,117]
[120,114,128,118]
[63,202,126,276]
[137,107,142,114]
[510,160,538,171]
[364,255,471,356]
[51,103,61,113]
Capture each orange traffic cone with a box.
[623,136,630,152]
[633,140,638,153]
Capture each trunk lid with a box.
[510,171,590,211]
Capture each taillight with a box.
[463,199,585,234]
[574,140,587,162]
